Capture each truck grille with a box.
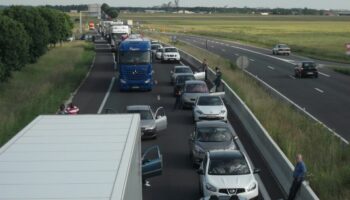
[125,70,147,80]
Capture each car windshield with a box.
[175,67,192,74]
[127,109,153,120]
[302,62,316,69]
[185,83,208,93]
[165,48,178,52]
[197,96,223,106]
[176,75,195,85]
[197,127,232,142]
[208,155,250,175]
[119,51,151,65]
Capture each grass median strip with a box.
[0,41,94,146]
[147,32,350,199]
[332,67,350,76]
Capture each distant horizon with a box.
[0,0,349,10]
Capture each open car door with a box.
[142,145,163,180]
[194,72,205,80]
[209,91,225,98]
[155,107,167,132]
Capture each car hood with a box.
[196,105,224,115]
[197,141,234,151]
[141,119,156,129]
[207,173,255,189]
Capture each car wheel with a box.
[199,180,203,196]
[272,50,275,55]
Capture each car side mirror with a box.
[253,168,261,174]
[197,169,204,175]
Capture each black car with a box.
[173,73,195,96]
[294,61,318,78]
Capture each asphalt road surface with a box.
[73,39,286,200]
[174,34,350,142]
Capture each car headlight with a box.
[247,182,257,192]
[206,183,217,192]
[196,110,203,115]
[145,79,151,84]
[120,79,126,84]
[220,109,226,114]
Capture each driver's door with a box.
[154,107,167,132]
[194,72,205,80]
[142,145,163,180]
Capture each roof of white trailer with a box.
[0,114,140,200]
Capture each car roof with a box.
[209,150,243,160]
[174,65,190,69]
[126,105,150,111]
[176,73,195,77]
[164,46,177,49]
[196,120,228,128]
[184,80,206,85]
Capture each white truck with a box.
[0,114,162,200]
[108,21,131,51]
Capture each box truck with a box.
[0,114,162,200]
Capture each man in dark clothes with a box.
[288,154,307,200]
[202,59,208,81]
[214,67,222,92]
[173,89,182,110]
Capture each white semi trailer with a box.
[0,114,162,200]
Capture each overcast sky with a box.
[0,0,349,10]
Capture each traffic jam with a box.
[99,20,260,200]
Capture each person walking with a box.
[65,102,80,115]
[202,59,208,81]
[173,89,182,110]
[214,67,222,92]
[56,104,66,115]
[288,154,307,200]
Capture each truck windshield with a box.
[119,51,151,65]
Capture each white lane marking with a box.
[210,45,215,48]
[249,59,255,62]
[222,49,226,52]
[319,72,330,77]
[289,75,296,79]
[97,77,116,114]
[234,53,240,56]
[315,88,324,93]
[157,95,161,101]
[227,123,271,200]
[267,66,275,70]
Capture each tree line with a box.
[0,6,73,82]
[101,3,119,19]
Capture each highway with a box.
[72,39,286,200]
[174,34,350,142]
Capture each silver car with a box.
[170,65,193,84]
[181,80,209,108]
[189,121,237,166]
[126,105,167,139]
[193,95,227,122]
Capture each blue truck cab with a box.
[117,37,153,91]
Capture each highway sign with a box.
[236,56,250,69]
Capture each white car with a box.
[155,48,163,60]
[272,44,291,55]
[161,47,181,63]
[198,150,260,199]
[193,95,227,122]
[170,65,193,84]
[152,44,163,54]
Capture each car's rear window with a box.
[185,83,208,93]
[302,62,316,69]
[175,67,192,74]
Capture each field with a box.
[0,41,94,146]
[147,32,350,200]
[121,13,350,63]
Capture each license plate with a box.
[132,86,140,89]
[307,72,313,75]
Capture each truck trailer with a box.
[0,114,162,200]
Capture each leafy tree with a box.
[38,7,61,46]
[0,15,29,80]
[3,6,50,62]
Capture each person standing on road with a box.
[214,67,222,92]
[288,154,307,200]
[202,59,208,81]
[65,103,80,115]
[173,89,182,110]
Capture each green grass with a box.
[122,13,350,63]
[333,67,350,76]
[0,41,94,146]
[147,32,350,200]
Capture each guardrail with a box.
[179,49,319,200]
